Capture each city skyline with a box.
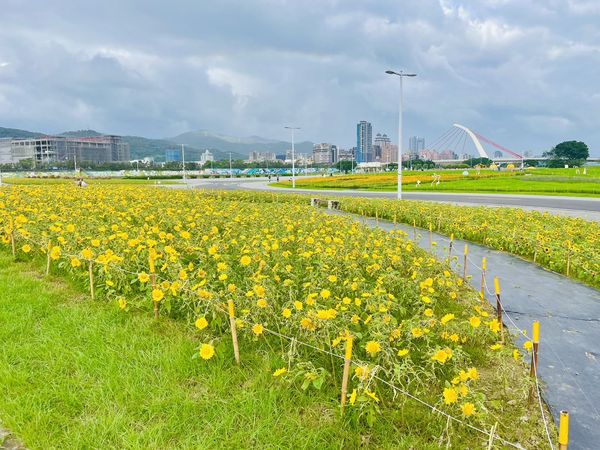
[0,1,599,155]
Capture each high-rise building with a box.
[380,144,398,163]
[248,151,277,163]
[337,148,355,162]
[408,136,425,159]
[165,149,182,162]
[356,121,372,163]
[312,143,338,164]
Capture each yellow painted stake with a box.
[558,410,569,450]
[340,336,353,414]
[448,233,454,258]
[88,260,95,300]
[413,219,417,242]
[530,321,540,378]
[480,257,487,302]
[228,299,240,365]
[428,223,433,251]
[463,244,468,280]
[494,277,504,343]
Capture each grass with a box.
[0,252,466,449]
[0,178,178,185]
[274,167,600,197]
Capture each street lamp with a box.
[284,126,300,188]
[385,70,416,200]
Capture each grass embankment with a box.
[274,167,600,197]
[0,186,554,448]
[0,253,412,449]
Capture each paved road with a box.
[331,210,600,450]
[177,178,600,221]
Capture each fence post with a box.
[480,257,487,302]
[340,336,353,414]
[88,260,95,300]
[494,277,503,343]
[463,244,468,280]
[558,410,569,450]
[530,321,540,378]
[228,299,240,364]
[46,242,51,275]
[429,223,433,251]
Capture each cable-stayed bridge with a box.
[421,124,599,164]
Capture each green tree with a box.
[544,141,589,167]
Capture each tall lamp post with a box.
[284,126,300,188]
[385,70,416,200]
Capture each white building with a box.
[200,150,214,165]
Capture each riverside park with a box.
[0,169,598,449]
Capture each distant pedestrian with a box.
[276,175,279,182]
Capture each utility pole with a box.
[229,152,233,179]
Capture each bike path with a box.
[326,209,600,450]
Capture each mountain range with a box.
[0,126,315,161]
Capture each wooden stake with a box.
[529,321,540,378]
[413,219,417,242]
[428,223,433,251]
[448,233,454,259]
[228,299,240,364]
[480,257,487,302]
[10,231,16,258]
[46,242,51,275]
[494,277,504,343]
[463,244,468,280]
[558,410,569,450]
[528,321,540,404]
[566,249,571,277]
[88,260,95,300]
[152,273,159,320]
[340,336,353,414]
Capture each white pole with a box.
[229,152,232,179]
[397,75,403,200]
[181,144,186,180]
[291,128,296,188]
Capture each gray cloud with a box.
[0,0,598,155]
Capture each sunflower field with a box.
[334,197,600,289]
[0,185,553,448]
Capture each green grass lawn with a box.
[275,167,600,197]
[0,253,460,450]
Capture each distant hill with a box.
[0,126,43,139]
[169,130,314,156]
[0,126,314,161]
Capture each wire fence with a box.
[3,218,560,449]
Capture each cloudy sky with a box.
[0,0,599,155]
